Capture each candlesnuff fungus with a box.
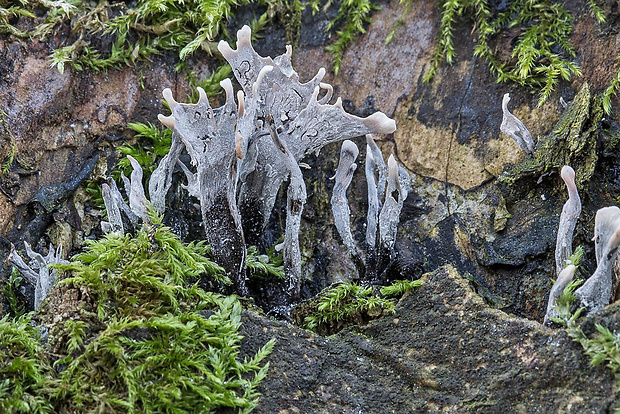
[6,242,68,310]
[543,264,576,326]
[266,115,306,298]
[101,156,151,234]
[378,154,410,265]
[331,140,362,264]
[365,134,387,276]
[218,25,396,245]
[330,137,410,279]
[500,93,535,153]
[575,206,620,312]
[158,82,248,296]
[555,166,581,276]
[152,24,396,297]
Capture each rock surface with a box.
[242,266,619,413]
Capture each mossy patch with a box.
[497,83,609,191]
[1,214,274,413]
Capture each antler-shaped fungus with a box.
[6,242,68,310]
[501,93,535,154]
[158,83,248,295]
[331,140,364,269]
[575,206,620,312]
[219,25,396,244]
[266,115,306,298]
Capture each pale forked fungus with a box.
[157,82,248,295]
[555,166,581,276]
[219,24,397,243]
[378,155,410,262]
[575,206,620,312]
[544,264,576,326]
[266,115,306,298]
[500,93,535,154]
[6,242,68,310]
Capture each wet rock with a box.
[241,265,618,413]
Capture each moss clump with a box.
[302,279,422,334]
[1,213,274,413]
[0,315,52,414]
[424,0,580,106]
[497,83,606,190]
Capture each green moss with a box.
[1,212,274,413]
[304,281,395,333]
[0,315,52,414]
[246,245,285,280]
[497,83,606,190]
[424,0,580,106]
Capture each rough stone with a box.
[241,265,618,413]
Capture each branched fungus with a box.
[218,25,396,245]
[331,140,364,269]
[6,242,68,310]
[158,82,248,295]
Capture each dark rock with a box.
[241,266,618,413]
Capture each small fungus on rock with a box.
[575,206,620,312]
[501,93,535,153]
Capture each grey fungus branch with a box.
[545,165,581,325]
[544,264,576,326]
[331,140,363,267]
[555,166,581,276]
[6,242,68,310]
[330,136,410,280]
[500,93,535,154]
[575,207,620,312]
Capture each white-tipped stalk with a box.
[500,93,535,153]
[555,166,581,276]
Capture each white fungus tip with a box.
[237,25,252,48]
[335,97,343,109]
[217,40,234,59]
[363,112,397,134]
[561,165,575,184]
[502,93,510,109]
[341,140,360,158]
[157,114,175,129]
[237,90,245,117]
[220,78,234,100]
[197,87,208,104]
[162,88,177,108]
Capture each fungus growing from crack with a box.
[6,242,67,310]
[544,264,576,326]
[378,155,410,265]
[100,156,151,234]
[218,25,396,246]
[500,93,535,153]
[575,206,620,312]
[555,165,581,276]
[330,137,410,279]
[150,24,396,297]
[365,135,387,264]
